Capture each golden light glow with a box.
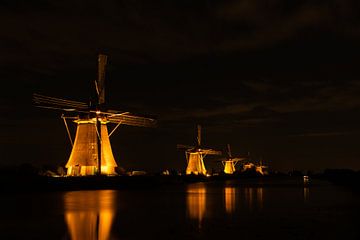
[243,163,255,171]
[303,187,309,203]
[255,166,268,175]
[244,187,264,210]
[186,152,207,175]
[80,166,96,175]
[224,187,236,213]
[257,187,263,210]
[244,188,254,210]
[223,161,236,174]
[303,175,309,185]
[64,190,117,240]
[66,121,117,176]
[187,183,206,228]
[100,166,110,175]
[99,124,117,175]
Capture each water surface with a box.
[0,179,358,239]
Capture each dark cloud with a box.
[1,0,360,171]
[291,131,356,137]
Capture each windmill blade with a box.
[108,113,156,127]
[34,105,90,114]
[107,109,127,114]
[93,110,130,116]
[227,144,232,158]
[33,93,88,110]
[201,149,222,155]
[33,93,88,108]
[231,157,247,162]
[35,105,77,112]
[96,54,107,105]
[177,144,194,149]
[197,124,201,147]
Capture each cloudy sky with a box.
[1,0,360,172]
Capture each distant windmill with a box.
[255,157,269,176]
[177,125,221,175]
[34,54,156,176]
[221,144,247,174]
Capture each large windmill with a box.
[34,54,156,176]
[177,125,221,175]
[221,144,247,174]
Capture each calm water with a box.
[0,179,359,239]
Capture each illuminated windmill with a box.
[34,54,156,176]
[255,158,269,176]
[177,125,221,175]
[221,144,247,174]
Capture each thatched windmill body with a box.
[34,54,156,176]
[255,158,269,175]
[221,144,247,174]
[178,125,221,175]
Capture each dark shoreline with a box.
[1,171,359,193]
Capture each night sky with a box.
[1,0,360,172]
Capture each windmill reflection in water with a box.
[63,190,117,240]
[186,183,207,229]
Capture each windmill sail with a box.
[34,54,156,176]
[197,124,201,147]
[227,144,232,158]
[96,54,107,105]
[107,113,156,128]
[33,93,88,110]
[221,144,247,174]
[178,125,221,175]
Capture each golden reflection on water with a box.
[186,183,206,228]
[244,187,264,211]
[224,187,236,214]
[63,190,117,240]
[257,188,263,210]
[244,188,254,210]
[303,187,309,203]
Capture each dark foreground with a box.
[0,178,359,240]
